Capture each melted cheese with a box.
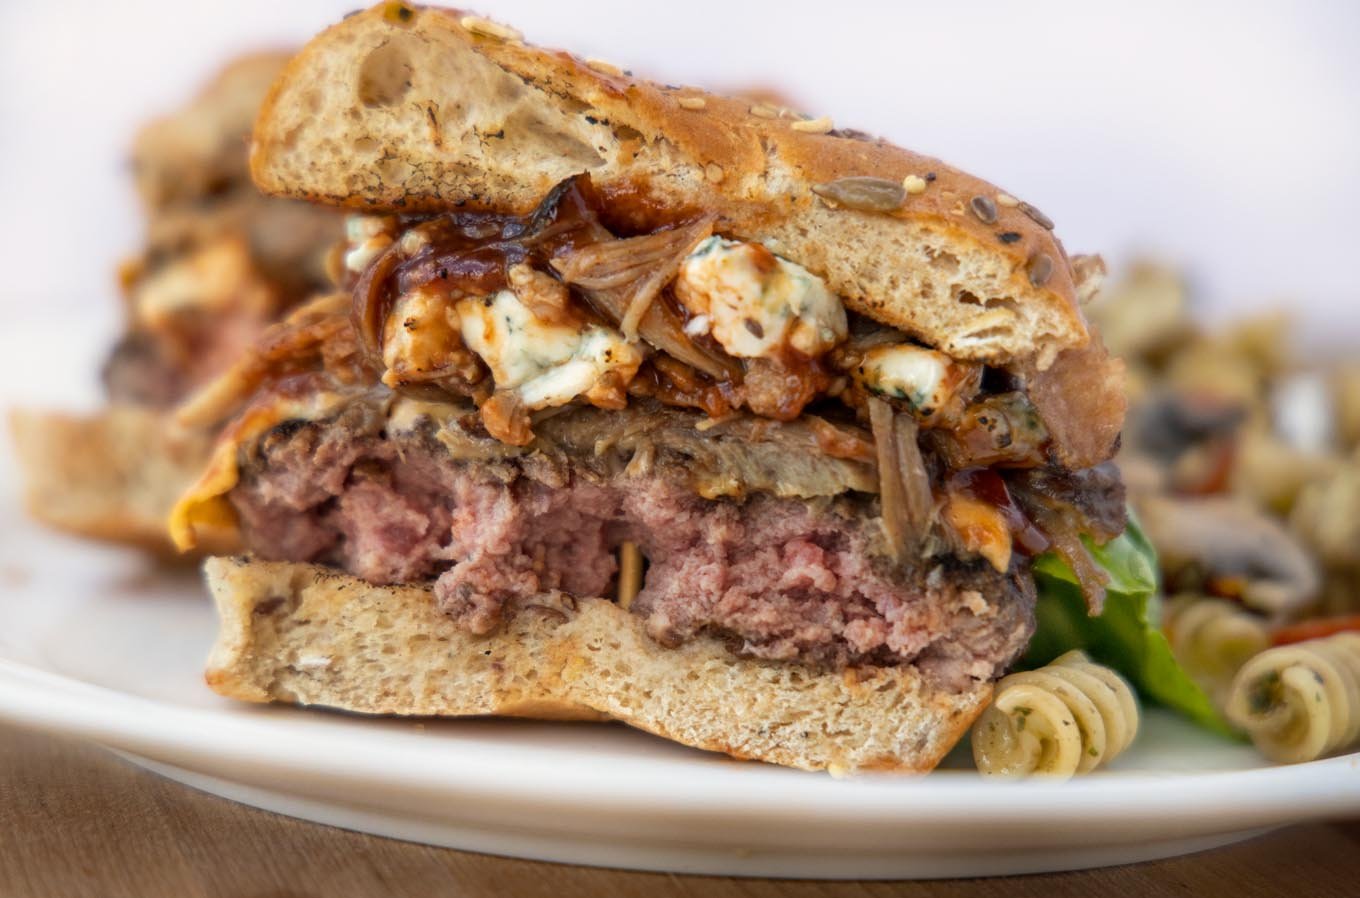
[385,396,466,434]
[454,289,640,410]
[943,493,1013,574]
[674,236,846,358]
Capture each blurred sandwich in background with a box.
[9,51,342,552]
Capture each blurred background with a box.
[1,0,1358,352]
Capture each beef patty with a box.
[228,401,1036,688]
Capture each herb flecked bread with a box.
[205,556,990,772]
[251,2,1092,367]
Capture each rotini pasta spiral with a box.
[972,651,1140,779]
[1223,632,1360,763]
[1163,595,1270,707]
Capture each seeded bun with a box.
[205,556,992,773]
[250,3,1092,367]
[8,406,217,554]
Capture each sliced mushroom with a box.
[1138,494,1320,616]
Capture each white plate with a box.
[2,323,1359,879]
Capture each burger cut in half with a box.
[171,3,1127,772]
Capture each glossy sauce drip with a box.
[352,177,611,363]
[950,467,1051,556]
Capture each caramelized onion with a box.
[553,219,737,381]
[1037,509,1110,614]
[868,396,933,562]
[932,392,1050,469]
[351,238,405,363]
[1008,465,1126,613]
[1026,330,1127,470]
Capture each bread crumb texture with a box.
[206,556,993,772]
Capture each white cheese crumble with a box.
[673,236,846,358]
[343,214,395,273]
[382,285,462,379]
[854,344,963,416]
[455,289,640,410]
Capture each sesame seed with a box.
[705,162,725,183]
[812,176,906,213]
[925,172,937,182]
[970,195,998,224]
[1019,201,1055,230]
[997,231,1022,244]
[1027,252,1055,286]
[902,174,928,195]
[791,116,834,134]
[749,103,781,119]
[383,2,414,24]
[996,193,1020,208]
[678,96,707,110]
[459,15,521,41]
[585,57,624,76]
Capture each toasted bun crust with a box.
[251,4,1089,366]
[205,556,992,773]
[8,406,217,554]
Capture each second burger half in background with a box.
[9,52,341,552]
[171,3,1135,773]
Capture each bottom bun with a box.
[9,406,214,554]
[205,556,994,773]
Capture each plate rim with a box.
[3,652,1359,828]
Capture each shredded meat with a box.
[481,390,533,446]
[742,357,834,421]
[868,396,934,561]
[552,215,715,343]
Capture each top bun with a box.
[251,3,1092,366]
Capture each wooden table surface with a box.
[3,722,1357,898]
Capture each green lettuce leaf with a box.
[1023,517,1238,737]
